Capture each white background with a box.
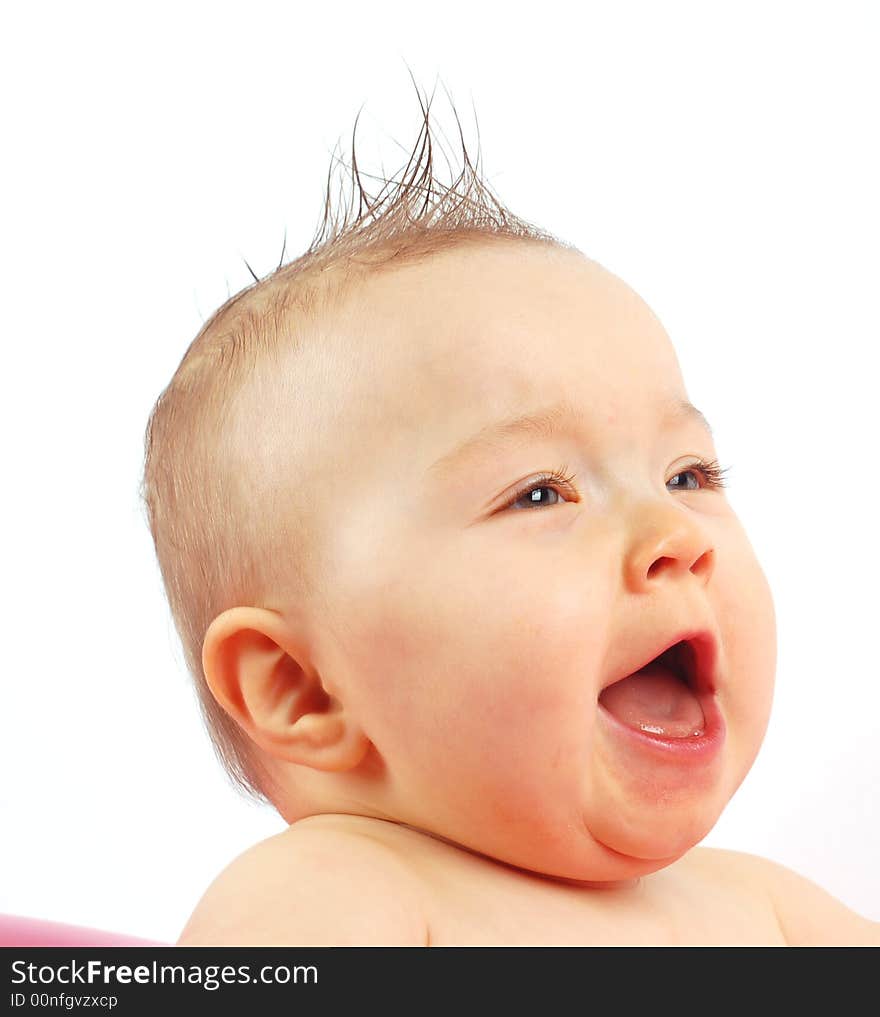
[2,1,877,943]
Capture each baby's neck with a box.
[397,821,643,893]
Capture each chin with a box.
[492,801,724,886]
[533,842,683,886]
[584,794,725,870]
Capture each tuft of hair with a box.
[139,76,563,807]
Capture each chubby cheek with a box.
[714,529,777,778]
[344,540,606,816]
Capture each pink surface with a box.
[0,913,169,947]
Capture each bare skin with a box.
[180,240,879,946]
[177,813,877,945]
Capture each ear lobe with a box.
[202,606,371,772]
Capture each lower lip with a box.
[597,686,726,764]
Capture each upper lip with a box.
[601,628,720,695]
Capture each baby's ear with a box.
[201,606,371,772]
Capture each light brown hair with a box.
[140,79,561,805]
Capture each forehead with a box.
[335,240,683,419]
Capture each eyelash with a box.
[503,459,730,511]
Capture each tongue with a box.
[600,661,705,738]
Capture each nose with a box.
[624,500,715,593]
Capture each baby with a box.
[142,96,879,946]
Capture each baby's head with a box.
[142,97,776,885]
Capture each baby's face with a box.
[289,240,776,883]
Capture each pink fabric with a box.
[0,913,169,947]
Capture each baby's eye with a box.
[667,460,730,493]
[503,459,729,512]
[508,483,569,511]
[504,467,578,512]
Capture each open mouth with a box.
[598,640,707,739]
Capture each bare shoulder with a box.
[177,814,429,946]
[688,846,880,946]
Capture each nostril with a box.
[646,556,676,580]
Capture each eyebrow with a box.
[426,398,714,479]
